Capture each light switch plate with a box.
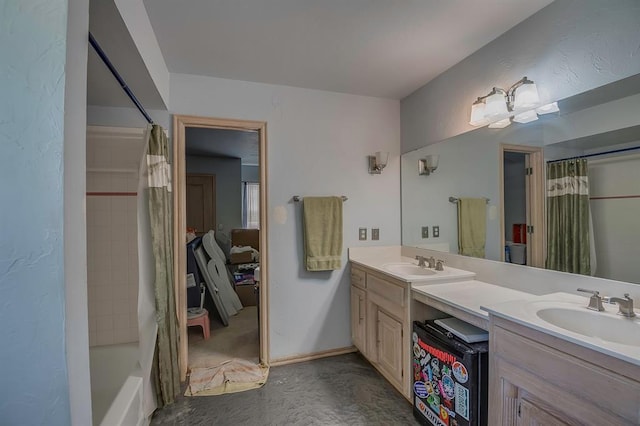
[433,226,440,238]
[371,228,380,240]
[359,228,367,240]
[421,226,429,238]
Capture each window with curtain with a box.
[242,182,260,228]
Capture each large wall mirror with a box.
[401,73,640,284]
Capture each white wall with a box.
[170,73,401,359]
[64,0,92,422]
[1,1,71,423]
[186,155,243,235]
[242,165,260,182]
[87,105,170,129]
[588,153,640,283]
[401,0,640,152]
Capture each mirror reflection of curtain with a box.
[545,159,591,275]
[242,182,260,229]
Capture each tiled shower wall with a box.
[87,171,139,346]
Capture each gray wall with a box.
[242,165,260,182]
[186,155,243,235]
[401,0,640,153]
[0,1,71,423]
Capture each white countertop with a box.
[412,280,535,319]
[482,292,640,367]
[349,247,476,284]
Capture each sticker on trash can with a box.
[414,381,428,398]
[452,361,468,384]
[454,382,469,421]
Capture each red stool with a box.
[187,308,210,340]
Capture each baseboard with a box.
[269,346,357,367]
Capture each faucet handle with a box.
[435,259,445,271]
[577,288,605,312]
[415,255,427,267]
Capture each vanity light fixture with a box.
[469,77,558,129]
[418,154,439,176]
[368,151,389,174]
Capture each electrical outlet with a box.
[371,228,380,240]
[421,226,429,238]
[433,226,440,238]
[359,228,367,241]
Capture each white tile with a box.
[113,299,130,314]
[113,328,130,344]
[128,328,139,341]
[96,316,113,331]
[113,314,129,330]
[95,300,113,317]
[96,330,114,346]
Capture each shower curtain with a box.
[545,159,591,275]
[138,124,180,411]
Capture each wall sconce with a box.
[368,151,388,174]
[469,76,559,129]
[418,155,439,176]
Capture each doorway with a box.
[173,115,269,380]
[499,144,545,268]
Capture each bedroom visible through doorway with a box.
[173,116,269,382]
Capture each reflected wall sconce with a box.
[368,151,388,174]
[418,155,439,176]
[469,76,559,129]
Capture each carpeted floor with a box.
[151,353,419,425]
[188,306,260,369]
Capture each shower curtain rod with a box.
[547,145,640,164]
[89,32,154,125]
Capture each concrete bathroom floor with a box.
[151,353,419,425]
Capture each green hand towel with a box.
[457,198,487,258]
[303,196,343,271]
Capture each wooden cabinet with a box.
[376,309,403,383]
[350,286,366,354]
[489,316,640,425]
[350,263,411,399]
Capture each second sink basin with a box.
[383,263,436,276]
[536,303,640,346]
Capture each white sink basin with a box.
[536,305,640,346]
[383,263,436,276]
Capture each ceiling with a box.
[143,0,553,99]
[186,127,259,166]
[87,0,166,109]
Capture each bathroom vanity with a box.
[349,246,640,424]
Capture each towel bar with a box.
[449,196,489,204]
[293,195,348,202]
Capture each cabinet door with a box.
[350,286,366,354]
[518,398,568,426]
[377,309,403,384]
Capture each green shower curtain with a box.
[146,125,180,406]
[545,158,591,275]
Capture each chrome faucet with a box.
[427,256,436,269]
[606,294,636,318]
[577,288,605,311]
[415,255,427,268]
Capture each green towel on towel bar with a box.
[457,198,487,258]
[303,196,343,271]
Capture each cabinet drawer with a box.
[351,266,366,289]
[367,274,405,307]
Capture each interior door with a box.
[186,174,216,236]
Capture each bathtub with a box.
[90,343,147,426]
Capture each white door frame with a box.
[499,144,545,268]
[173,115,269,380]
